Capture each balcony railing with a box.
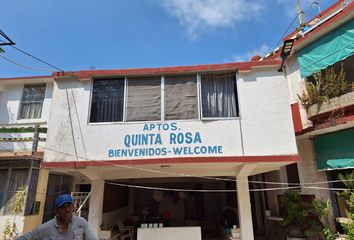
[306,91,354,124]
[0,121,47,154]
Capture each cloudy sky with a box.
[0,0,336,77]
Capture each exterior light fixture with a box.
[278,39,295,72]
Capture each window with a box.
[43,174,73,222]
[90,79,124,123]
[89,72,239,122]
[165,75,198,120]
[126,77,161,121]
[19,85,46,119]
[0,169,28,215]
[201,73,238,118]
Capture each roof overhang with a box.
[52,61,281,81]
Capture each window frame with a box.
[18,84,46,120]
[199,71,240,120]
[88,78,126,124]
[88,71,240,124]
[164,74,199,121]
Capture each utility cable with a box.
[36,142,354,187]
[1,139,353,193]
[0,39,64,73]
[274,11,304,49]
[0,54,54,72]
[105,181,301,193]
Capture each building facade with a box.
[38,61,298,239]
[283,0,354,231]
[0,76,53,234]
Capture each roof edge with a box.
[53,61,281,80]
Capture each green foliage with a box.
[310,199,338,240]
[336,171,354,239]
[2,219,18,240]
[2,185,28,240]
[12,185,28,214]
[341,192,354,239]
[281,191,312,238]
[298,64,351,109]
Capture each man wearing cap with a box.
[17,194,97,240]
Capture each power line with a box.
[0,38,64,73]
[274,11,304,49]
[1,130,353,187]
[0,54,54,72]
[36,142,354,187]
[1,140,353,193]
[106,181,301,193]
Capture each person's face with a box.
[56,202,73,221]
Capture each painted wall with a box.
[23,169,49,233]
[0,82,53,123]
[237,68,297,156]
[285,56,312,129]
[0,79,53,152]
[44,69,297,163]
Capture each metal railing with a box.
[71,191,91,219]
[0,121,47,155]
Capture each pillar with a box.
[88,179,105,236]
[237,175,254,240]
[23,168,49,233]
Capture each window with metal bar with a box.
[90,79,125,123]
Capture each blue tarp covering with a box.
[297,19,354,78]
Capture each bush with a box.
[298,64,351,109]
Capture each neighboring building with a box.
[0,76,53,234]
[280,0,354,231]
[40,60,298,239]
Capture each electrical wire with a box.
[0,38,64,72]
[1,137,353,193]
[0,54,54,72]
[2,130,353,188]
[105,181,302,193]
[274,11,304,49]
[37,142,354,187]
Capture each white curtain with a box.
[201,73,238,118]
[19,85,46,119]
[4,169,28,214]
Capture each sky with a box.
[0,0,337,78]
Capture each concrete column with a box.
[88,180,105,236]
[23,168,49,233]
[237,175,254,240]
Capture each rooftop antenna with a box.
[297,0,305,25]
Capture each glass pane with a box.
[90,79,125,123]
[19,85,46,119]
[201,73,238,118]
[165,75,198,120]
[126,77,161,121]
[31,85,46,101]
[4,169,28,214]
